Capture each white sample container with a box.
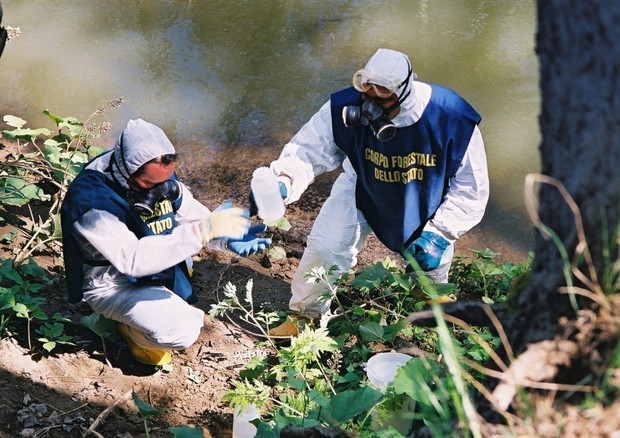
[366,352,413,391]
[232,404,259,438]
[366,352,415,435]
[251,167,285,222]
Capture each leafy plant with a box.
[212,252,532,437]
[0,102,122,356]
[449,248,533,304]
[0,257,55,349]
[35,318,76,354]
[131,390,205,437]
[132,391,162,438]
[1,99,123,264]
[209,279,281,342]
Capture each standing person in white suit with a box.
[256,48,489,336]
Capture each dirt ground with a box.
[0,143,531,437]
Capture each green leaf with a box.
[20,260,47,279]
[42,109,64,127]
[265,216,291,231]
[80,312,119,341]
[1,127,51,142]
[87,145,109,158]
[1,230,17,242]
[318,386,384,425]
[350,262,392,290]
[359,321,385,343]
[1,177,49,205]
[394,357,445,408]
[471,248,499,259]
[268,245,286,260]
[13,303,29,318]
[168,425,204,438]
[382,319,407,342]
[44,133,72,148]
[254,420,281,437]
[3,115,28,128]
[132,391,161,418]
[41,341,56,352]
[59,117,84,136]
[0,259,23,284]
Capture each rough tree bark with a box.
[506,0,620,354]
[410,0,620,424]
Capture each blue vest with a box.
[330,84,481,252]
[61,155,195,304]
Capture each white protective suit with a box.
[67,119,228,350]
[269,48,490,317]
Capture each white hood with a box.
[86,118,176,189]
[357,48,419,126]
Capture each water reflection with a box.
[0,0,538,259]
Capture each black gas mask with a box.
[128,179,182,216]
[342,99,397,142]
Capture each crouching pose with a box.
[62,119,270,365]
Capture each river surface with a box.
[0,0,539,261]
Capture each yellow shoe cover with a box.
[117,323,172,366]
[425,295,455,305]
[268,315,311,337]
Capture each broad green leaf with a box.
[394,357,445,409]
[41,341,56,352]
[359,321,385,343]
[1,177,49,205]
[80,312,119,340]
[132,391,161,418]
[350,262,392,290]
[87,145,109,158]
[3,115,27,128]
[59,117,84,136]
[382,319,408,342]
[1,127,51,142]
[388,272,413,290]
[42,109,64,126]
[0,288,17,310]
[308,389,331,409]
[254,421,280,438]
[268,245,286,260]
[44,133,72,148]
[21,259,47,278]
[265,216,291,231]
[0,259,23,284]
[13,303,29,318]
[318,386,384,425]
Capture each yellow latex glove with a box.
[198,203,250,244]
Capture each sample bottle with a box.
[251,167,285,222]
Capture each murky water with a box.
[0,0,539,259]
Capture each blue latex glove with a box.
[249,181,288,217]
[227,224,272,256]
[406,231,450,271]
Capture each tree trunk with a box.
[508,0,620,354]
[410,1,620,424]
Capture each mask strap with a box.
[384,60,413,114]
[115,132,134,181]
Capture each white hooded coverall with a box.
[269,49,490,317]
[64,119,228,350]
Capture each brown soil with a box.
[0,141,532,437]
